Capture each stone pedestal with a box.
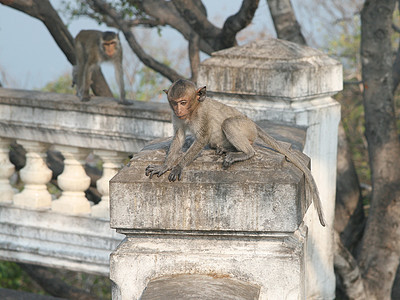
[110,136,310,300]
[198,39,342,299]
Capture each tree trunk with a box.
[359,0,400,298]
[335,122,365,253]
[266,0,306,45]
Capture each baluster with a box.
[91,150,125,219]
[13,140,52,209]
[0,138,15,203]
[52,145,91,214]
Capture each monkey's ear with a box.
[196,86,206,102]
[163,89,168,95]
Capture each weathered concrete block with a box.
[110,229,307,300]
[199,39,342,100]
[110,137,309,233]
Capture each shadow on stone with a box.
[140,274,260,300]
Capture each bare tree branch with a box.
[188,32,200,83]
[172,0,221,47]
[0,0,75,64]
[136,0,214,54]
[126,18,164,27]
[219,0,260,49]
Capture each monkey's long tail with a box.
[256,125,326,227]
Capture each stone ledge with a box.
[0,204,123,276]
[0,88,173,153]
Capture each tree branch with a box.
[134,0,214,54]
[219,0,260,49]
[171,0,221,47]
[0,0,75,64]
[188,32,200,83]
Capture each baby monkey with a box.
[145,79,326,226]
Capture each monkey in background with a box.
[145,79,326,227]
[72,30,130,104]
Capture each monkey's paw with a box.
[222,155,234,169]
[215,147,227,155]
[80,95,91,102]
[119,99,134,106]
[168,165,183,182]
[145,164,169,179]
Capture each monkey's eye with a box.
[180,101,187,106]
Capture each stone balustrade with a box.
[0,89,173,274]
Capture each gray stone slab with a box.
[0,204,123,275]
[0,88,173,153]
[110,128,310,233]
[199,39,342,100]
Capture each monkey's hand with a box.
[119,99,134,106]
[222,154,234,169]
[79,95,91,102]
[145,164,170,179]
[215,147,228,155]
[168,165,183,182]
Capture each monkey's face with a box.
[164,79,205,120]
[169,97,192,120]
[102,40,117,57]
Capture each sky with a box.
[0,0,337,91]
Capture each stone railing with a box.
[0,89,173,275]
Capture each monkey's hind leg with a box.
[221,117,257,168]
